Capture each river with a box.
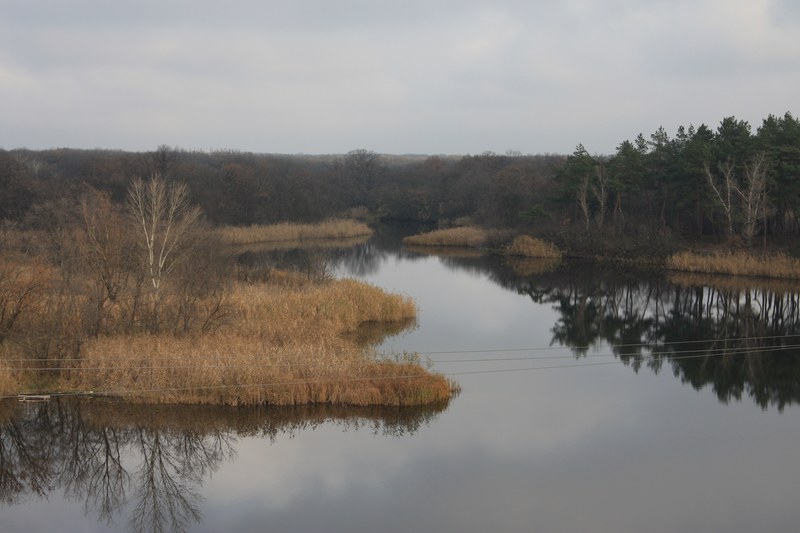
[2,225,800,532]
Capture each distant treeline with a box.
[1,111,798,247]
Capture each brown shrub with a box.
[666,251,800,279]
[402,227,489,248]
[217,220,373,245]
[504,235,562,259]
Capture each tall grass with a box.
[217,220,372,245]
[666,251,800,279]
[0,366,18,397]
[403,226,489,248]
[63,334,452,406]
[504,235,562,259]
[0,222,455,406]
[47,277,453,406]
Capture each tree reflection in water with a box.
[516,264,800,411]
[326,227,800,411]
[0,399,450,532]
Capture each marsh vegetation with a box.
[0,177,452,405]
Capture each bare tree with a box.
[576,173,591,230]
[705,154,769,247]
[705,160,736,239]
[736,152,768,247]
[126,174,201,331]
[591,164,607,229]
[79,188,133,335]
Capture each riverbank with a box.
[217,219,372,245]
[403,227,562,259]
[0,261,455,406]
[402,226,800,280]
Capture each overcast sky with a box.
[1,0,798,155]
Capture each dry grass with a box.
[217,220,373,245]
[666,251,800,279]
[62,334,452,406]
[0,366,18,397]
[26,276,453,406]
[229,235,369,254]
[0,220,455,406]
[403,226,490,248]
[504,235,562,259]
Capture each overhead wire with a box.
[3,333,800,365]
[0,346,779,402]
[3,339,800,372]
[2,338,800,401]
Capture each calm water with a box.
[3,226,800,533]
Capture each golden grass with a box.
[63,334,452,406]
[666,251,800,279]
[217,219,373,245]
[504,235,562,259]
[0,366,18,397]
[403,226,489,248]
[11,276,454,407]
[229,235,369,253]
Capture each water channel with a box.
[3,225,800,532]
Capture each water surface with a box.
[3,227,800,532]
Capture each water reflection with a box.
[319,226,800,411]
[0,398,450,532]
[512,263,800,411]
[234,225,800,412]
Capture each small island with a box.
[0,183,455,406]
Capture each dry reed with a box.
[229,235,369,254]
[402,226,489,248]
[504,235,562,259]
[48,277,452,406]
[0,366,18,397]
[217,220,372,245]
[666,251,800,280]
[62,334,452,406]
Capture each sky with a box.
[1,0,798,155]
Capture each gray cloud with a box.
[1,0,797,153]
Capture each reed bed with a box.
[7,276,453,406]
[217,220,372,245]
[61,334,452,406]
[225,278,417,342]
[0,366,18,397]
[229,235,369,254]
[504,235,562,259]
[666,251,800,280]
[402,226,489,248]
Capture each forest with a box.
[2,111,799,256]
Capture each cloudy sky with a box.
[1,0,798,155]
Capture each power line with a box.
[3,333,800,365]
[0,346,794,401]
[379,333,800,357]
[4,341,800,372]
